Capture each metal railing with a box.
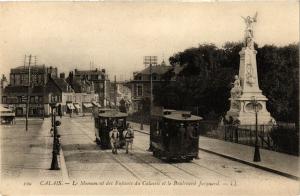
[199,121,298,156]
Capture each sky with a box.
[0,1,298,81]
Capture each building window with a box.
[37,74,43,85]
[17,96,22,103]
[24,75,29,85]
[30,96,35,103]
[35,96,39,103]
[100,83,104,89]
[39,96,43,103]
[2,96,7,103]
[20,74,25,85]
[136,84,143,97]
[152,74,157,80]
[15,74,20,85]
[10,74,15,85]
[31,74,37,85]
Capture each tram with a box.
[150,107,202,162]
[94,109,128,149]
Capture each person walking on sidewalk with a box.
[57,104,62,119]
[123,123,134,154]
[109,126,119,154]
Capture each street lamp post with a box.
[50,96,60,170]
[251,96,261,162]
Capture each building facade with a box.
[0,74,8,103]
[109,81,133,113]
[45,76,75,116]
[66,72,99,113]
[128,60,182,113]
[72,68,110,107]
[129,61,169,112]
[2,65,58,117]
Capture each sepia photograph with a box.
[0,1,299,195]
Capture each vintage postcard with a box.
[0,1,299,195]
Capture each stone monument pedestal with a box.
[225,46,274,125]
[226,94,274,125]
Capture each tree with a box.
[154,42,299,124]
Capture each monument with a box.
[226,13,275,125]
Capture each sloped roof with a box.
[66,78,92,93]
[4,86,27,94]
[52,78,72,93]
[139,65,171,75]
[11,65,46,74]
[3,86,44,95]
[173,64,185,75]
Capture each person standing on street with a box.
[57,104,62,119]
[123,123,134,154]
[109,126,119,154]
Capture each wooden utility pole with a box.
[143,56,157,113]
[34,56,37,66]
[114,75,117,108]
[25,55,32,131]
[143,56,157,150]
[23,55,27,68]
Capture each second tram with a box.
[150,108,202,162]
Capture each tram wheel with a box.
[165,157,172,163]
[185,157,193,162]
[153,150,156,157]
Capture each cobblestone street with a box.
[0,116,299,195]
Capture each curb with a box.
[198,148,299,181]
[59,149,70,183]
[133,129,149,135]
[134,128,299,181]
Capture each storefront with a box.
[73,103,81,114]
[66,102,75,114]
[92,101,101,108]
[82,102,93,113]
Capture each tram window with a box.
[156,121,160,136]
[117,119,123,127]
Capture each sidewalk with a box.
[129,121,299,180]
[18,118,68,182]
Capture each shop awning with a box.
[83,103,93,108]
[0,112,15,117]
[67,103,75,110]
[92,101,101,107]
[0,105,12,112]
[74,103,81,109]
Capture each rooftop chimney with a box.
[60,73,65,79]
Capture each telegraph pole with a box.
[34,56,37,66]
[23,55,27,68]
[144,56,157,113]
[25,55,32,131]
[144,56,157,151]
[114,75,117,108]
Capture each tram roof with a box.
[164,112,203,121]
[98,108,115,112]
[98,110,128,118]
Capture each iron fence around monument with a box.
[199,121,298,156]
